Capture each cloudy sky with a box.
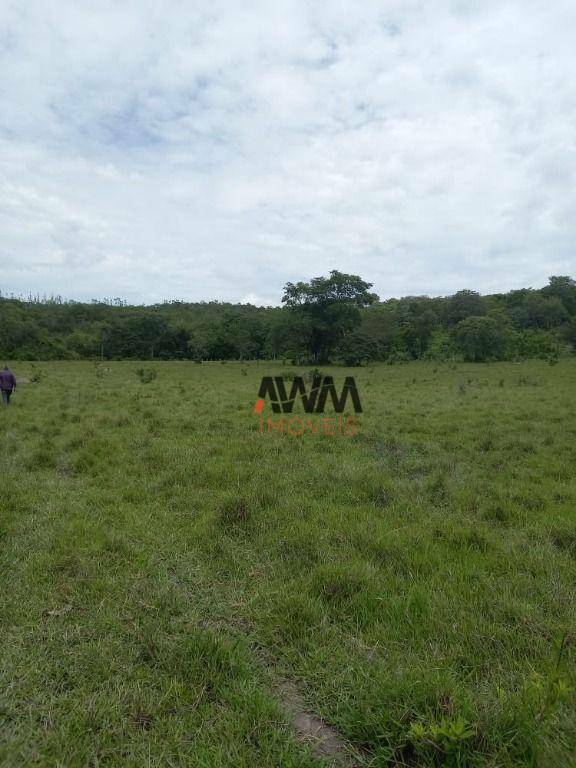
[1,0,575,305]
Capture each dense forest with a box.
[1,274,575,364]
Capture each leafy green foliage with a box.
[1,275,575,363]
[135,367,157,384]
[282,270,378,362]
[454,316,507,362]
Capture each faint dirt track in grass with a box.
[277,679,365,767]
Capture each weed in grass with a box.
[135,367,157,384]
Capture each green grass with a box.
[1,359,575,767]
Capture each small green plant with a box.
[407,716,476,765]
[305,367,323,382]
[94,364,111,379]
[521,669,573,725]
[135,367,157,384]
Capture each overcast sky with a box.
[1,0,575,305]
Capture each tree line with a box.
[1,273,575,364]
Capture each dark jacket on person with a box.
[0,369,16,391]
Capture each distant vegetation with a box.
[1,273,575,363]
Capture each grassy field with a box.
[1,359,575,767]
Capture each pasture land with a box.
[1,360,575,767]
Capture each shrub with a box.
[454,316,506,362]
[135,367,157,384]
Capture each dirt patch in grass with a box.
[277,679,364,767]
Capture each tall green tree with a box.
[282,270,378,362]
[542,276,576,315]
[454,316,506,362]
[445,290,486,325]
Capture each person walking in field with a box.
[0,366,17,406]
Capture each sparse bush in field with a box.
[305,367,323,381]
[135,367,157,384]
[94,364,111,378]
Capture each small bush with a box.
[135,367,157,384]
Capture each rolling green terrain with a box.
[1,360,575,767]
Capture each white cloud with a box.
[1,0,575,304]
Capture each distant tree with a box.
[424,329,458,361]
[103,315,189,359]
[359,304,400,359]
[564,319,576,350]
[510,329,563,360]
[445,290,486,325]
[336,331,380,366]
[282,270,378,362]
[263,311,312,361]
[507,304,531,329]
[0,313,43,356]
[454,316,506,362]
[542,276,576,315]
[400,308,437,358]
[524,294,568,329]
[1,273,574,362]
